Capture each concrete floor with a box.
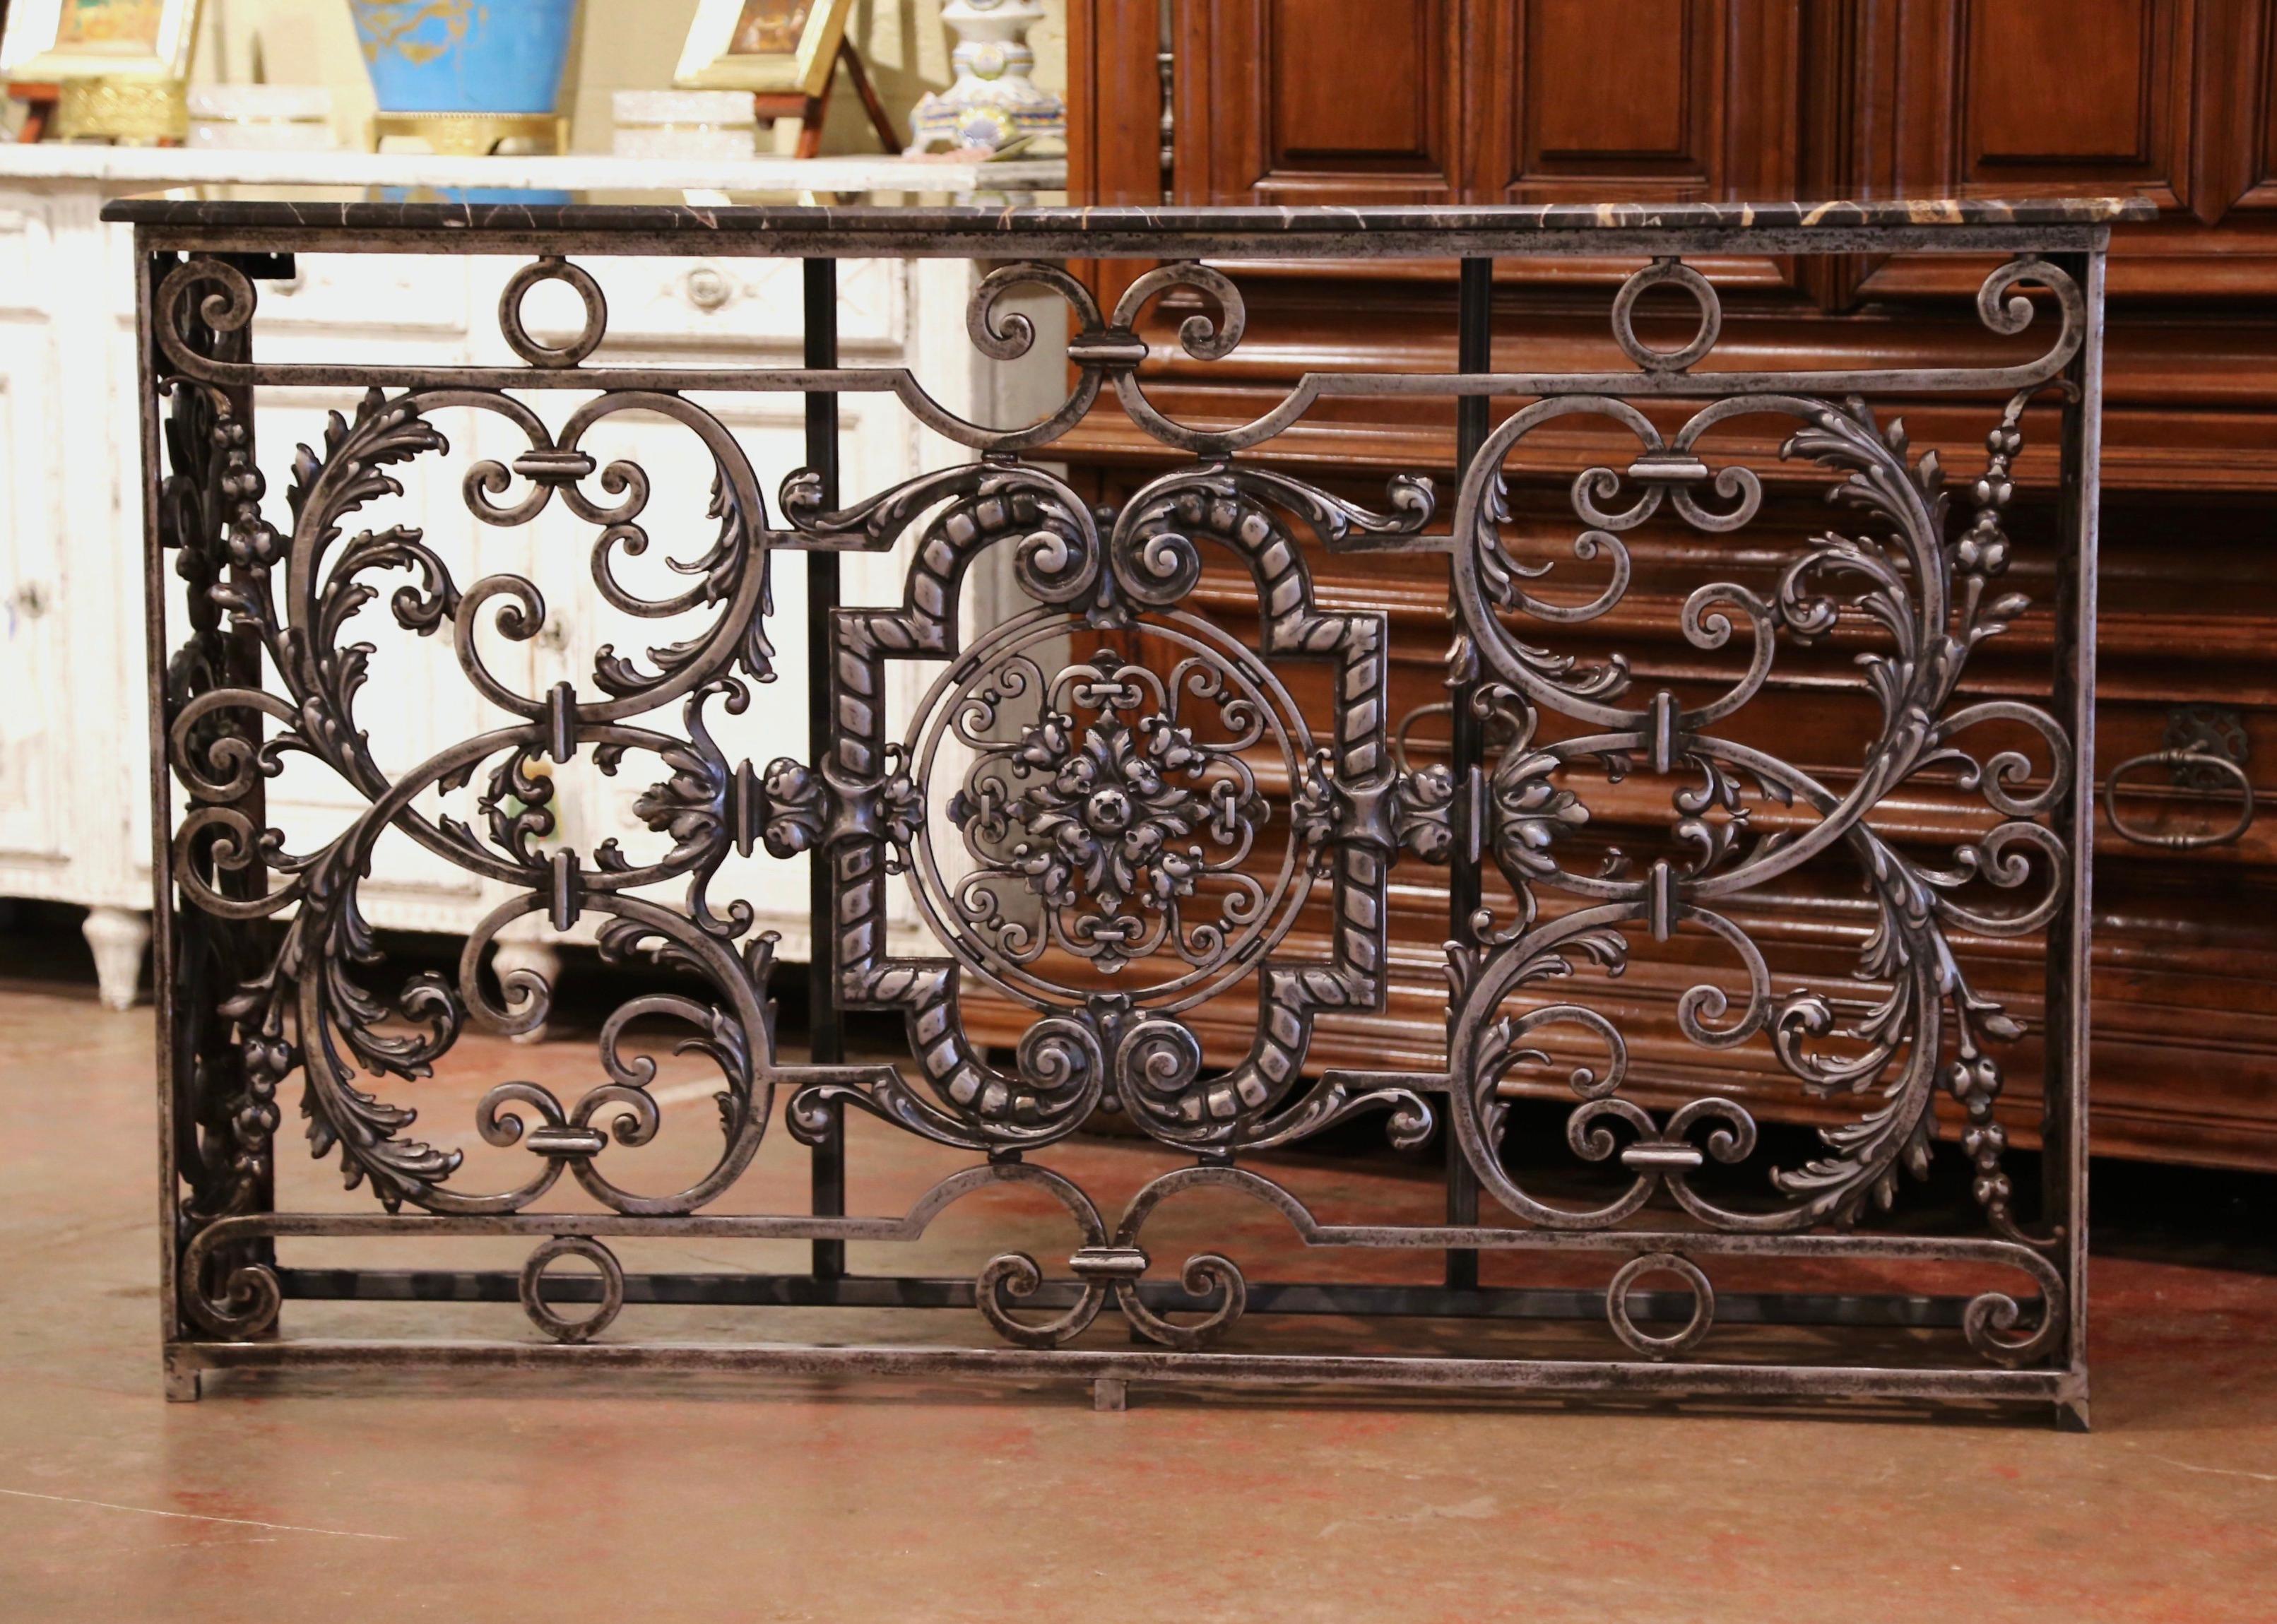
[5,980,2276,1623]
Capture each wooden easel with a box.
[8,84,59,143]
[752,37,899,159]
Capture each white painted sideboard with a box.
[0,148,1066,1008]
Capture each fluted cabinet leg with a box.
[163,1349,203,1403]
[83,906,150,1011]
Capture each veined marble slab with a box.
[102,189,2156,260]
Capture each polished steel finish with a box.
[129,198,2118,1421]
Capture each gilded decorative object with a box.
[54,71,184,141]
[675,0,853,96]
[370,109,567,156]
[348,0,579,154]
[113,191,2139,1423]
[0,0,201,82]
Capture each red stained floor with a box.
[4,983,2274,1623]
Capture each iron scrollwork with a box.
[143,203,2111,1416]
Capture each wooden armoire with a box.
[968,0,2277,1171]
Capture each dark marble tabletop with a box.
[102,190,2155,243]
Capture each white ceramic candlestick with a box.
[906,0,1065,154]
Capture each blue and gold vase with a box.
[349,0,582,156]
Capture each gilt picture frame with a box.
[674,0,855,99]
[0,0,201,81]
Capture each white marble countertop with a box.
[0,145,1066,195]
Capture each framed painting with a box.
[1,0,200,80]
[674,0,856,98]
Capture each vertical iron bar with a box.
[216,260,272,1281]
[805,256,846,1280]
[138,244,190,1396]
[2047,244,2103,1430]
[1445,256,1492,1291]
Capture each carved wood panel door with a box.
[1043,0,2277,1171]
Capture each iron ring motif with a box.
[1610,257,1722,372]
[1604,1252,1715,1359]
[519,1235,626,1343]
[498,254,609,369]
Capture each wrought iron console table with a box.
[114,192,2146,1424]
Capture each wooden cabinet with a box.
[1477,0,1800,208]
[1855,0,2277,294]
[1029,0,2277,1170]
[0,186,153,1004]
[1183,0,1465,204]
[1173,0,1804,207]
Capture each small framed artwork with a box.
[675,0,856,99]
[1,0,201,81]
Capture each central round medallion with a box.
[1084,784,1135,834]
[904,609,1320,1014]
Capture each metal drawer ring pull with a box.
[2104,746,2255,850]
